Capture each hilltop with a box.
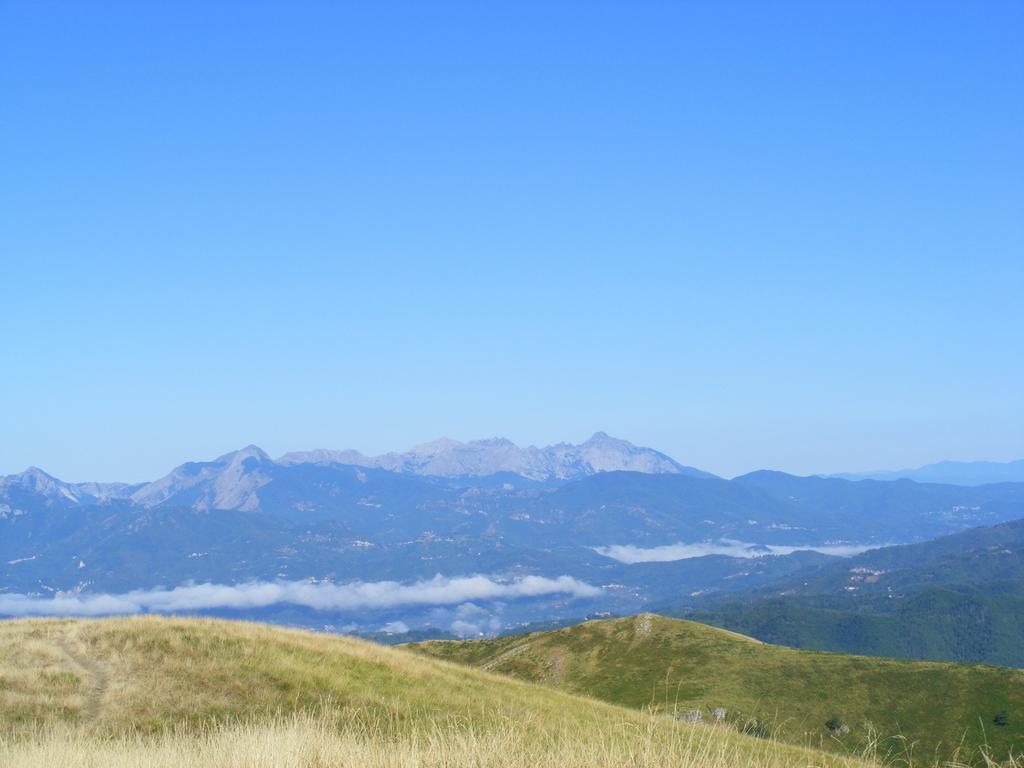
[411,614,1024,765]
[0,615,872,768]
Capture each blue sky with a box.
[2,1,1021,482]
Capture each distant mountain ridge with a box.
[0,466,142,509]
[833,458,1024,486]
[4,441,1024,640]
[9,444,1021,511]
[0,433,712,515]
[278,432,712,481]
[4,455,1024,598]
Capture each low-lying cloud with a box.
[593,539,877,564]
[449,602,504,638]
[0,574,601,618]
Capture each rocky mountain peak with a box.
[273,434,712,482]
[217,445,271,465]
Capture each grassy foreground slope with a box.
[412,614,1024,764]
[0,616,866,768]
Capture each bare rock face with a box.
[130,445,273,511]
[573,432,689,476]
[278,432,713,482]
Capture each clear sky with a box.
[2,1,1022,482]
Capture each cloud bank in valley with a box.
[448,601,505,638]
[0,574,601,617]
[593,539,877,564]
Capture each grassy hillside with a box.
[0,616,868,768]
[411,614,1024,765]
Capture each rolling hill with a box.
[0,616,864,768]
[411,613,1024,765]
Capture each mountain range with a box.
[0,433,709,515]
[833,458,1024,485]
[279,432,713,481]
[8,439,1021,515]
[3,435,1024,646]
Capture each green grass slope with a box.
[411,613,1024,765]
[0,616,864,768]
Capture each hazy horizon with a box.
[3,432,1022,485]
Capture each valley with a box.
[3,439,1024,648]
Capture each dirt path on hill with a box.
[55,626,109,721]
[481,641,532,671]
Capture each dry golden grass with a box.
[0,616,980,768]
[0,711,883,768]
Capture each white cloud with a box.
[381,621,409,634]
[0,574,601,617]
[450,619,485,637]
[760,543,879,558]
[593,539,877,564]
[454,602,489,619]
